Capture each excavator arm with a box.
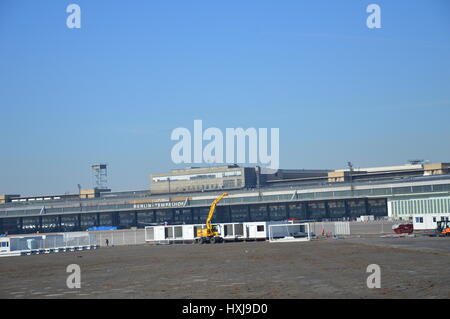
[205,192,228,232]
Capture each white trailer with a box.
[218,223,245,241]
[145,224,200,243]
[413,213,450,231]
[241,222,271,240]
[0,237,14,255]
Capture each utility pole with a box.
[255,166,262,199]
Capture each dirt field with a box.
[1,236,449,299]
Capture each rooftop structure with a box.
[150,165,257,194]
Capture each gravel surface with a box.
[1,236,449,299]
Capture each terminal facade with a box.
[1,162,450,235]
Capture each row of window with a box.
[415,216,449,223]
[152,170,242,183]
[0,199,386,234]
[393,197,450,216]
[167,179,243,193]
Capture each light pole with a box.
[167,177,171,194]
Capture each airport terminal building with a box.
[1,162,450,235]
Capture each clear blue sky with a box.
[0,0,449,196]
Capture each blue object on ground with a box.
[87,226,119,231]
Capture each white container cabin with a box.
[244,222,279,240]
[413,213,450,231]
[219,223,245,241]
[146,224,199,243]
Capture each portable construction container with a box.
[219,223,245,241]
[243,221,287,240]
[243,222,270,240]
[146,224,199,243]
[0,237,11,253]
[149,226,165,242]
[165,224,196,241]
[413,213,450,230]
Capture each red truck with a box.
[392,223,414,234]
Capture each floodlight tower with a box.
[91,164,108,189]
[347,161,354,194]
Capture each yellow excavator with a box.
[196,192,228,244]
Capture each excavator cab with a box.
[196,224,221,242]
[436,220,450,236]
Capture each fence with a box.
[91,229,146,247]
[310,220,399,236]
[0,232,98,257]
[89,220,401,247]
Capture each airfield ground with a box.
[1,236,449,299]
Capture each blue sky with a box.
[0,0,449,195]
